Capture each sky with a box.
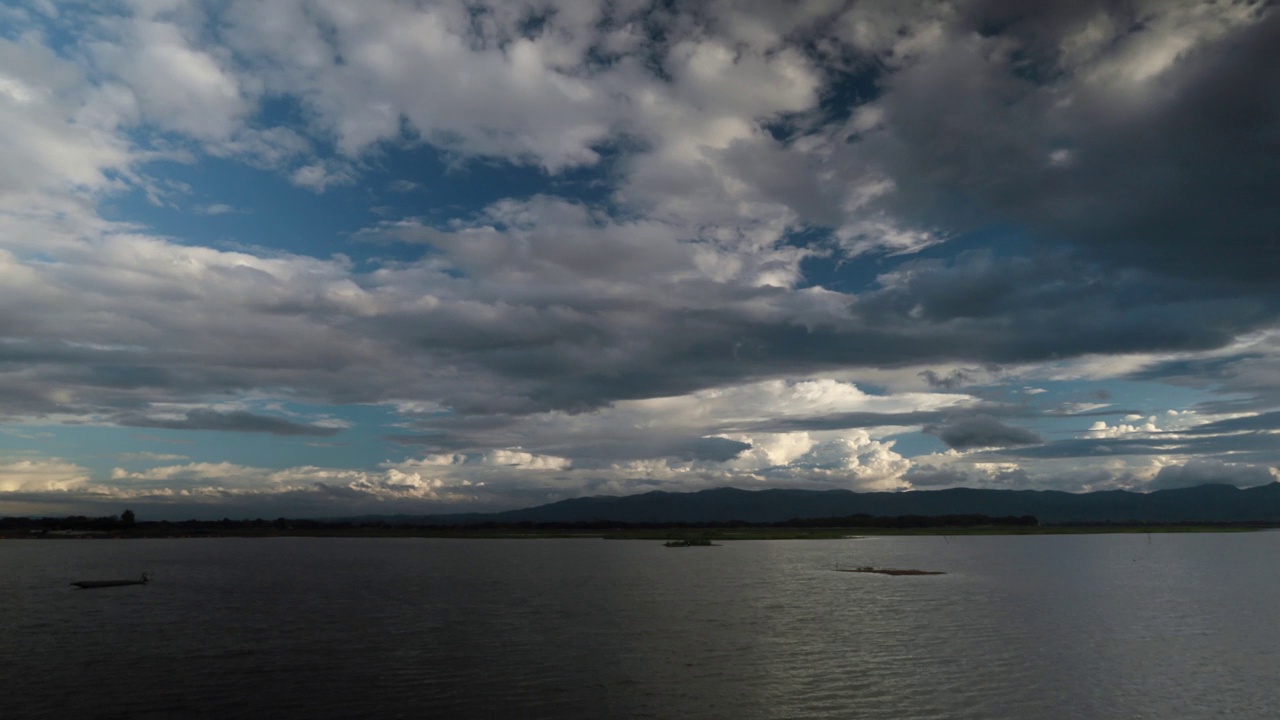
[1,0,1278,520]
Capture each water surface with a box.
[3,533,1277,719]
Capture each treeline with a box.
[0,514,356,533]
[2,509,135,532]
[410,513,1040,531]
[783,513,1039,528]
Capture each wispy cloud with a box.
[193,203,245,216]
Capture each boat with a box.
[835,566,945,576]
[71,572,150,589]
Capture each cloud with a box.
[193,203,242,216]
[290,161,355,192]
[670,437,753,462]
[829,0,1280,282]
[99,460,491,510]
[219,0,624,170]
[924,415,1043,450]
[2,4,1269,421]
[1146,459,1278,491]
[391,378,968,462]
[115,409,343,437]
[1,1,1279,513]
[1179,410,1280,435]
[0,34,134,207]
[0,458,91,492]
[387,180,420,193]
[117,452,189,462]
[1087,417,1161,439]
[110,461,263,486]
[905,462,1034,490]
[90,13,251,141]
[358,195,811,289]
[918,369,976,391]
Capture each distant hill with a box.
[391,483,1280,526]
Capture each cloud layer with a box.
[1,1,1278,516]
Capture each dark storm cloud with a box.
[924,414,1042,450]
[538,254,1273,413]
[0,383,74,419]
[854,251,1274,357]
[115,409,342,437]
[918,369,976,391]
[350,2,1280,420]
[476,272,1233,414]
[1123,354,1263,385]
[77,365,176,389]
[4,208,1273,432]
[9,3,1276,430]
[860,1,1280,282]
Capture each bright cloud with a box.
[0,458,91,493]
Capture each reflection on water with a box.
[2,533,1278,719]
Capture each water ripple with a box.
[3,534,1279,719]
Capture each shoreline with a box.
[1,524,1269,541]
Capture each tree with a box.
[121,509,136,528]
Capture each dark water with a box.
[2,533,1278,719]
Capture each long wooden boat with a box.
[71,573,150,589]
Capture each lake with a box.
[2,533,1277,719]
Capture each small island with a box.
[663,538,717,547]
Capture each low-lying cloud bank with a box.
[5,446,1276,520]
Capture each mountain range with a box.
[388,483,1280,526]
